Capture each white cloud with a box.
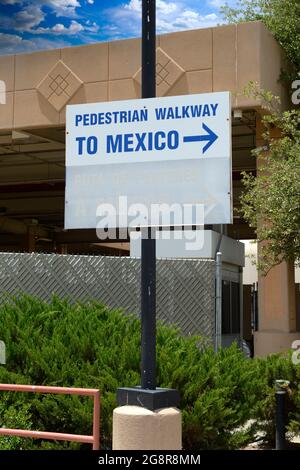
[2,1,82,20]
[52,20,83,33]
[0,0,82,15]
[45,0,81,17]
[125,0,177,15]
[0,32,23,46]
[13,4,45,32]
[0,0,23,4]
[124,0,140,12]
[85,21,99,33]
[205,13,218,21]
[208,0,224,7]
[208,0,238,8]
[157,0,177,15]
[35,19,84,35]
[0,1,82,34]
[0,31,69,55]
[106,0,222,39]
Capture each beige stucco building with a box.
[0,20,299,355]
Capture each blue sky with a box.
[0,1,238,55]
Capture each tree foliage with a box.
[222,2,300,269]
[240,83,300,271]
[222,0,300,81]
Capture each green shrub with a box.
[0,403,33,450]
[0,295,299,449]
[249,353,300,444]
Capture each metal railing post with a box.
[275,379,289,450]
[93,390,100,450]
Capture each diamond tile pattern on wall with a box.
[133,47,185,96]
[37,60,83,111]
[0,253,215,340]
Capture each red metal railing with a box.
[0,384,100,450]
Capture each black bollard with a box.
[275,380,289,450]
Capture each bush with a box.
[249,353,300,444]
[0,295,299,449]
[0,401,32,450]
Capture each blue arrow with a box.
[183,123,218,154]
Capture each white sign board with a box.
[65,92,232,229]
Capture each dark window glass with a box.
[231,282,240,334]
[222,280,231,334]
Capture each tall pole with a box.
[141,0,156,390]
[215,251,222,352]
[117,0,178,411]
[142,0,156,99]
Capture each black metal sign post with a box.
[117,0,179,411]
[141,0,156,391]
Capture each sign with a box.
[65,92,232,229]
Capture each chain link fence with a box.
[0,253,216,339]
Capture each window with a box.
[221,280,240,334]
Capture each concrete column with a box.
[112,406,182,450]
[254,116,300,356]
[258,259,296,333]
[255,259,299,356]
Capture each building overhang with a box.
[0,21,287,250]
[0,20,288,134]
